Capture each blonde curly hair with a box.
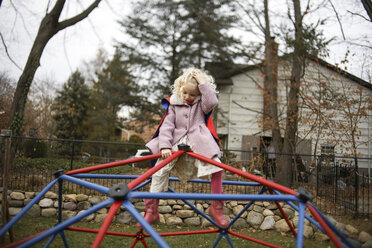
[171,68,217,98]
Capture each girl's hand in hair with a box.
[192,70,207,85]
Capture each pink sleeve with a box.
[198,83,218,114]
[159,105,176,150]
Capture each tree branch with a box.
[57,0,102,31]
[0,32,22,71]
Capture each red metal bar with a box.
[127,151,184,190]
[158,229,220,236]
[91,201,122,248]
[228,230,282,248]
[66,153,162,175]
[307,205,343,248]
[187,152,298,196]
[66,227,136,237]
[2,231,46,248]
[269,189,297,237]
[129,238,139,248]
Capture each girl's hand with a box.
[192,70,207,85]
[161,149,172,158]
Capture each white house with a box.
[208,56,372,175]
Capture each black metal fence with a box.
[1,135,371,217]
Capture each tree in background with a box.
[118,0,243,128]
[0,73,15,130]
[52,71,90,140]
[85,50,140,142]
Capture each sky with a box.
[0,0,371,91]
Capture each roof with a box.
[207,55,372,90]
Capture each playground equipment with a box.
[0,144,353,247]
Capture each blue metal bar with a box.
[308,202,354,248]
[167,187,218,227]
[60,231,69,248]
[43,233,57,248]
[132,179,151,192]
[129,191,298,202]
[58,179,63,223]
[72,174,140,179]
[228,187,267,228]
[60,175,109,194]
[0,179,58,238]
[122,200,170,248]
[271,189,323,231]
[224,232,236,248]
[212,232,224,248]
[17,198,114,248]
[295,202,306,248]
[72,174,260,187]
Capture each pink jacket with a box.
[146,83,221,159]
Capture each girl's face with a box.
[182,82,200,104]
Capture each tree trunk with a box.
[264,0,282,182]
[276,0,304,187]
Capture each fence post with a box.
[354,156,359,216]
[70,142,75,171]
[0,133,14,244]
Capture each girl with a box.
[138,68,228,227]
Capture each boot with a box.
[209,201,228,227]
[136,199,159,228]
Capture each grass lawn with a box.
[3,217,335,247]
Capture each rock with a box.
[159,214,166,224]
[230,201,238,207]
[9,200,23,207]
[247,211,264,229]
[233,205,247,218]
[39,198,53,208]
[292,216,309,228]
[201,217,213,227]
[348,238,361,248]
[41,208,57,217]
[362,240,372,248]
[78,210,95,222]
[313,232,330,242]
[134,202,145,212]
[76,201,92,210]
[94,214,107,222]
[45,191,58,199]
[88,196,102,205]
[253,205,264,213]
[10,192,24,200]
[63,202,77,211]
[345,224,359,236]
[166,216,183,225]
[260,216,275,230]
[64,194,77,202]
[76,194,89,202]
[196,203,204,214]
[267,203,278,210]
[24,199,32,206]
[184,217,200,226]
[300,225,314,239]
[159,206,172,214]
[263,201,270,207]
[232,218,249,228]
[183,204,192,210]
[168,200,177,205]
[255,201,264,206]
[173,205,182,210]
[159,200,167,206]
[176,210,194,218]
[25,204,40,217]
[275,219,291,232]
[359,232,372,243]
[262,209,274,217]
[62,210,76,220]
[96,208,107,214]
[9,207,22,216]
[116,212,134,224]
[25,192,36,199]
